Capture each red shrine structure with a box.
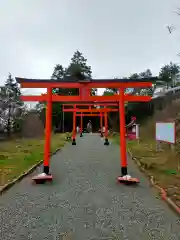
[63,104,118,144]
[63,103,119,138]
[16,76,156,184]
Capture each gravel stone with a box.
[0,134,179,240]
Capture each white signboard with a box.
[131,124,139,139]
[136,124,139,139]
[156,122,175,144]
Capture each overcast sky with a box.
[0,0,180,97]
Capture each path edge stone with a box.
[128,147,180,217]
[0,147,62,195]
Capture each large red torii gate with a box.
[16,77,155,184]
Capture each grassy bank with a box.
[113,98,180,207]
[112,124,180,207]
[0,133,67,186]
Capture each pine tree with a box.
[0,73,23,135]
[51,64,65,81]
[67,50,96,95]
[67,50,92,79]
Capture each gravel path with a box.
[0,134,179,240]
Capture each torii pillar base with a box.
[32,167,53,184]
[104,138,109,145]
[72,138,76,145]
[117,167,139,184]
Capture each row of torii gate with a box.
[16,77,156,184]
[62,103,119,144]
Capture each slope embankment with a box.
[127,97,180,209]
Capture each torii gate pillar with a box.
[44,87,52,175]
[119,88,127,175]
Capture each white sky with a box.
[0,0,180,99]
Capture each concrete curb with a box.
[0,147,62,195]
[128,148,180,217]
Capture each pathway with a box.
[0,134,179,239]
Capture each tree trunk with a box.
[108,112,119,132]
[6,107,11,137]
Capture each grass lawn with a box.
[0,133,67,186]
[112,134,180,207]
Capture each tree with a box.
[159,62,180,88]
[128,72,141,96]
[139,69,152,78]
[51,64,65,80]
[129,69,154,96]
[67,50,92,77]
[102,90,115,96]
[36,50,96,132]
[5,73,22,102]
[129,73,139,79]
[67,50,97,96]
[51,64,73,95]
[102,77,121,131]
[50,63,76,130]
[105,77,129,95]
[0,73,24,135]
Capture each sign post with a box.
[155,121,176,152]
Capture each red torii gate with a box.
[63,103,118,138]
[75,112,109,142]
[16,77,154,184]
[63,105,118,145]
[75,113,106,138]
